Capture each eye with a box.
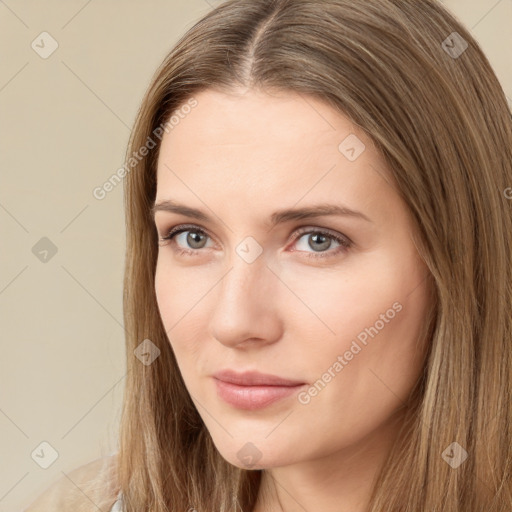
[290,227,352,259]
[158,224,353,259]
[158,224,213,256]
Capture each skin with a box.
[153,87,432,512]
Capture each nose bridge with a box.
[209,244,282,346]
[219,245,269,308]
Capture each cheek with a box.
[357,267,431,390]
[275,255,406,342]
[154,257,215,361]
[154,255,211,327]
[288,262,430,450]
[282,249,430,381]
[154,260,174,327]
[154,258,192,352]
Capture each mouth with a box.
[213,379,307,410]
[212,370,307,410]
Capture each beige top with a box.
[24,455,119,512]
[109,492,124,512]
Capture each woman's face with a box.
[153,87,431,470]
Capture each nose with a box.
[209,253,283,349]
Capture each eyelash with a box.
[158,224,353,260]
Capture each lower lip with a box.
[214,379,306,410]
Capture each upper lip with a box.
[213,369,306,387]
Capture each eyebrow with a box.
[151,199,372,226]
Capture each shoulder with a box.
[24,454,119,512]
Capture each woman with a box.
[25,0,512,511]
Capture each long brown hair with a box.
[114,1,512,510]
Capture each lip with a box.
[214,380,306,410]
[212,370,307,410]
[212,369,306,387]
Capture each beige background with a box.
[0,0,510,510]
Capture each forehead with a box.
[155,88,398,225]
[160,88,359,156]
